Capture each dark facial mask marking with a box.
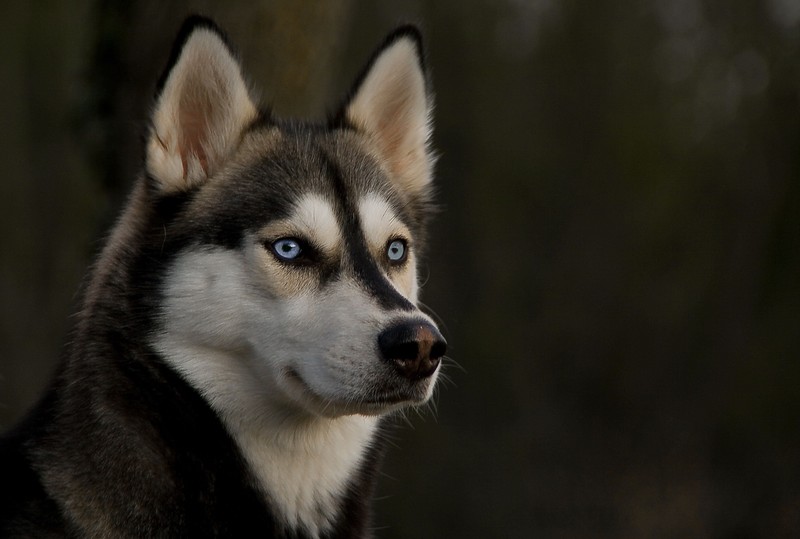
[321,151,415,312]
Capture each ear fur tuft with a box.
[146,16,257,193]
[341,26,434,200]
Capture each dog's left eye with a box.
[272,238,303,261]
[386,239,407,264]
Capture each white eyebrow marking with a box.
[358,193,404,248]
[357,192,419,301]
[291,194,341,252]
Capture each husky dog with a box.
[0,16,445,538]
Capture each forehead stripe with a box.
[321,151,415,312]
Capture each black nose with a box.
[378,321,446,381]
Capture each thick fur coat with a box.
[0,17,444,538]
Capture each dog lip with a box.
[284,368,316,399]
[359,387,426,405]
[283,368,423,412]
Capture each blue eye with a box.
[387,239,407,263]
[272,238,302,261]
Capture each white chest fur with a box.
[154,337,378,538]
[233,411,378,536]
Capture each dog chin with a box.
[282,368,432,418]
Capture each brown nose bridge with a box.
[413,324,437,360]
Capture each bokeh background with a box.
[2,1,800,537]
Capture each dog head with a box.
[146,18,444,419]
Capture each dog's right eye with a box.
[271,238,303,261]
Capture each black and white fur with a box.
[0,17,444,538]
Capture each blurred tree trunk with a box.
[0,0,97,429]
[88,0,354,202]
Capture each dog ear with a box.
[342,27,434,199]
[146,17,257,193]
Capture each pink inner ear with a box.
[177,87,213,179]
[377,95,408,148]
[376,92,422,181]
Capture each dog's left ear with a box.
[342,27,434,199]
[146,17,257,194]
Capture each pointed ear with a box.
[146,18,257,193]
[343,27,434,198]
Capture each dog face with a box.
[148,21,444,419]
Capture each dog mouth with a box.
[283,368,425,416]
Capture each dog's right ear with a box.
[146,17,257,194]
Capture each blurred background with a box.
[2,0,799,537]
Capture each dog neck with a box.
[232,408,379,537]
[153,339,380,538]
